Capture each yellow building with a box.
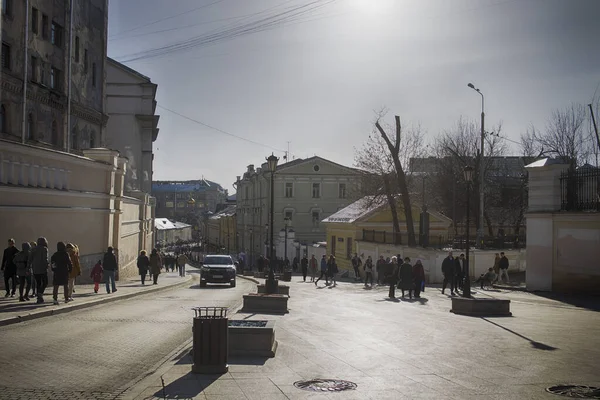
[322,196,452,273]
[207,205,237,254]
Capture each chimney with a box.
[247,164,255,172]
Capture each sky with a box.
[107,0,600,193]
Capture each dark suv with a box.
[200,255,237,288]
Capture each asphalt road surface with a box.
[0,273,253,400]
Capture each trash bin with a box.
[191,307,229,374]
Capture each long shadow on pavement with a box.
[482,318,558,351]
[531,292,600,312]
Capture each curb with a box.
[493,284,529,292]
[0,275,194,327]
[237,274,260,285]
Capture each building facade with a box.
[1,0,108,152]
[106,58,159,194]
[206,205,236,255]
[234,156,362,264]
[155,218,192,246]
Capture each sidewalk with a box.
[122,274,600,400]
[0,270,192,327]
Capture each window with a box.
[74,36,79,62]
[339,183,346,199]
[0,105,6,133]
[71,128,78,150]
[1,42,10,70]
[51,121,59,145]
[51,22,63,47]
[312,210,320,227]
[30,56,37,82]
[331,235,336,255]
[40,62,46,85]
[31,8,38,33]
[41,15,49,39]
[84,49,88,73]
[50,67,60,90]
[312,183,320,198]
[92,63,96,87]
[285,210,293,221]
[285,182,293,198]
[2,0,11,16]
[346,237,353,259]
[27,114,34,140]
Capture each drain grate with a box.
[294,379,357,392]
[546,385,600,398]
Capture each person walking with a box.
[412,260,425,298]
[150,249,162,285]
[14,242,32,302]
[66,243,81,301]
[351,253,362,282]
[50,242,72,305]
[493,253,501,283]
[29,237,50,304]
[177,252,188,277]
[257,255,265,273]
[2,238,19,297]
[293,256,299,273]
[454,254,464,292]
[441,252,456,295]
[90,260,103,293]
[102,247,118,294]
[137,250,150,285]
[388,256,400,299]
[364,256,374,287]
[376,256,386,285]
[327,255,338,287]
[29,241,37,298]
[315,255,329,286]
[498,252,510,283]
[309,255,318,282]
[300,254,308,282]
[398,257,414,299]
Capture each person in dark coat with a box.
[29,237,50,303]
[300,255,308,282]
[412,260,425,298]
[2,238,19,297]
[441,252,456,295]
[50,241,72,305]
[14,242,32,301]
[398,257,414,299]
[149,249,162,285]
[102,247,118,294]
[327,255,338,286]
[454,254,464,292]
[388,256,399,299]
[137,250,150,285]
[257,255,265,273]
[376,256,386,285]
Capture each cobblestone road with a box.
[0,274,253,400]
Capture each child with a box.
[90,260,103,293]
[476,268,497,289]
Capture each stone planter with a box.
[228,320,277,357]
[450,297,512,317]
[242,293,289,314]
[257,284,289,296]
[282,271,292,282]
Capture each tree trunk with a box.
[383,174,401,245]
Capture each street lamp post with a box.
[283,217,290,265]
[467,82,485,249]
[266,153,279,294]
[462,165,474,298]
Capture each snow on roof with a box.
[322,196,386,224]
[209,205,236,219]
[155,218,190,230]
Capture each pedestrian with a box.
[293,256,299,273]
[454,254,464,292]
[498,252,509,283]
[29,241,37,298]
[309,255,318,282]
[50,241,72,305]
[14,242,32,301]
[29,237,50,303]
[102,246,118,294]
[257,255,264,273]
[493,253,501,280]
[300,254,308,282]
[90,260,103,293]
[441,251,456,295]
[137,250,150,285]
[150,248,162,285]
[412,260,425,298]
[398,257,414,299]
[388,256,399,299]
[177,252,188,277]
[364,256,374,287]
[66,243,81,301]
[2,238,19,297]
[351,253,362,282]
[327,255,338,286]
[476,268,497,289]
[315,255,329,286]
[376,255,386,285]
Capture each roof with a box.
[276,155,362,174]
[209,205,237,219]
[152,179,225,193]
[227,194,237,201]
[107,57,152,82]
[525,158,568,168]
[322,196,386,224]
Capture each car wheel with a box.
[200,281,207,288]
[230,280,236,288]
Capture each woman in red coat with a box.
[412,260,425,298]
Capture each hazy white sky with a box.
[108,0,600,192]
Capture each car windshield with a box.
[204,256,232,265]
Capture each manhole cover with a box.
[546,385,600,398]
[294,379,357,392]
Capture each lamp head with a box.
[467,83,475,89]
[266,153,279,173]
[463,165,474,182]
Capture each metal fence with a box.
[560,167,600,212]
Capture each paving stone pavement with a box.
[122,275,600,400]
[0,270,254,400]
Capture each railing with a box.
[560,167,600,212]
[362,229,405,245]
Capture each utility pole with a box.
[468,83,485,248]
[589,104,600,156]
